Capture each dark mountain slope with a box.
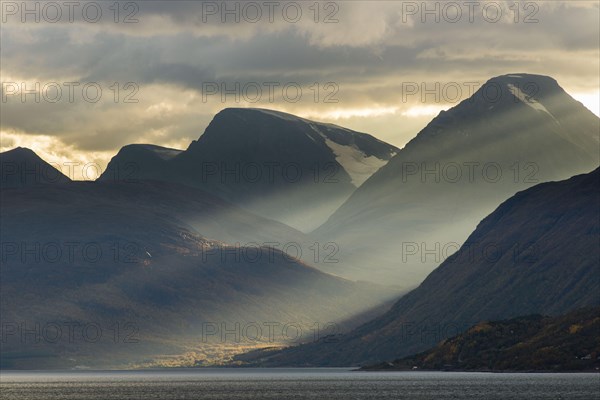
[0,147,71,188]
[242,168,600,366]
[363,307,600,372]
[100,144,183,183]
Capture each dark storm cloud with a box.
[1,1,598,162]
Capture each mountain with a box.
[238,168,600,367]
[0,147,71,188]
[99,144,183,183]
[99,108,398,231]
[313,73,600,285]
[363,307,600,372]
[0,158,396,369]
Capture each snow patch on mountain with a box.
[507,84,559,124]
[304,122,391,186]
[244,108,393,186]
[322,138,389,187]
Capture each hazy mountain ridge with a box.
[98,144,184,183]
[100,108,399,231]
[313,73,600,285]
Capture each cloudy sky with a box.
[1,0,598,179]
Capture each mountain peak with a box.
[0,147,71,188]
[487,73,558,85]
[312,74,599,285]
[218,107,307,122]
[472,73,563,107]
[3,146,37,157]
[117,143,183,161]
[398,73,598,154]
[202,108,397,154]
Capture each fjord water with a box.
[1,369,598,399]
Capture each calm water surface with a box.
[1,368,598,399]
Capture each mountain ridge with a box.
[99,107,398,231]
[312,73,600,285]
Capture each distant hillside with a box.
[97,144,183,182]
[0,147,71,188]
[363,307,600,372]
